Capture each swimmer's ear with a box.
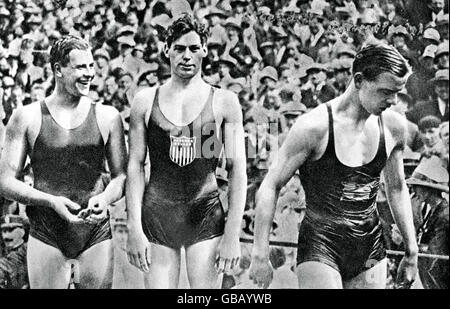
[354,72,364,89]
[54,62,63,78]
[163,43,170,58]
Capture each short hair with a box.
[49,35,90,72]
[418,115,442,132]
[352,43,411,81]
[164,14,209,48]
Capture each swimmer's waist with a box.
[143,190,220,208]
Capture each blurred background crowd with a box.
[0,0,448,289]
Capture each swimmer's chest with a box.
[332,119,381,167]
[158,89,212,126]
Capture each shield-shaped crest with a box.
[169,135,197,167]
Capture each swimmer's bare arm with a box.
[215,91,247,273]
[0,106,83,223]
[383,111,418,287]
[84,106,127,222]
[125,89,153,272]
[249,110,323,288]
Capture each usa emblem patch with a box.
[169,135,197,167]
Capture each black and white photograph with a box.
[0,0,448,291]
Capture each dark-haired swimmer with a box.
[126,14,247,289]
[249,43,419,289]
[0,36,127,288]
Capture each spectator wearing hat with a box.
[434,42,449,70]
[435,13,449,41]
[423,28,441,47]
[406,44,438,102]
[92,49,111,93]
[204,36,223,72]
[205,6,229,47]
[301,62,337,108]
[278,100,307,146]
[408,69,449,124]
[0,214,29,289]
[300,9,326,59]
[224,16,255,70]
[218,54,238,89]
[389,89,423,153]
[388,25,414,58]
[404,156,449,289]
[259,41,276,68]
[331,58,353,95]
[257,66,281,111]
[230,0,249,21]
[110,35,136,72]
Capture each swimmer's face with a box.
[57,49,95,97]
[165,31,207,80]
[356,72,408,116]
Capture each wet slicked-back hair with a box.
[164,13,209,48]
[49,35,90,72]
[352,43,411,81]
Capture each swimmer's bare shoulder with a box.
[211,88,243,123]
[7,102,43,149]
[284,103,330,161]
[129,87,158,126]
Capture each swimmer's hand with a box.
[48,196,84,224]
[249,255,273,289]
[127,225,151,273]
[395,250,418,289]
[81,194,109,224]
[216,237,241,274]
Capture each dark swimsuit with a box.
[142,87,225,249]
[27,101,111,259]
[297,103,387,280]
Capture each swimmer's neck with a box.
[167,72,207,91]
[335,80,372,125]
[47,84,85,109]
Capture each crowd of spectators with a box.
[0,0,448,289]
